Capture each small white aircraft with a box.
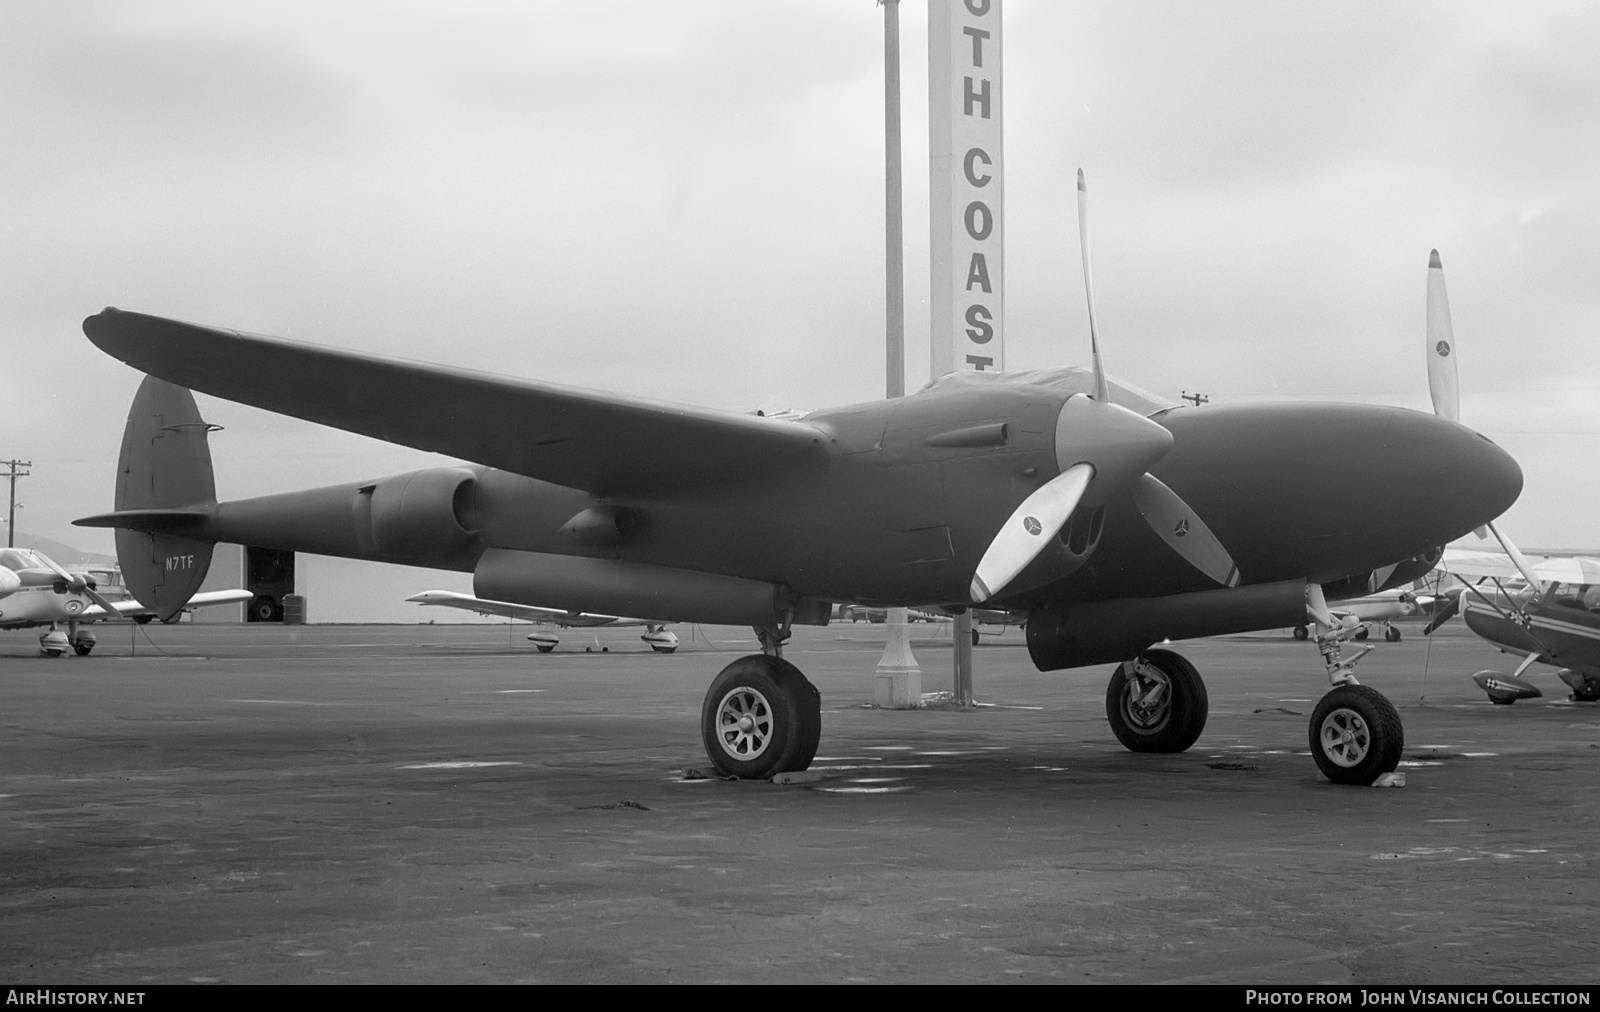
[1427,547,1600,703]
[1291,585,1436,643]
[406,590,679,653]
[0,546,252,656]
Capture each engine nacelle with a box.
[357,468,479,559]
[1026,579,1309,670]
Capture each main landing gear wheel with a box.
[701,654,821,779]
[1293,625,1309,641]
[1106,648,1208,753]
[971,628,980,646]
[1309,684,1404,785]
[1384,625,1402,643]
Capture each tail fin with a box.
[85,376,221,620]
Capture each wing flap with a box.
[84,309,830,496]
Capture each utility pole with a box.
[2,459,30,547]
[1180,391,1210,406]
[874,0,923,709]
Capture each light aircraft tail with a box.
[92,376,221,620]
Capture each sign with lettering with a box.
[929,0,1003,377]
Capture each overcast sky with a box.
[4,0,1597,567]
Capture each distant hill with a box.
[9,533,117,566]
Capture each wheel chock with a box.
[680,766,734,780]
[1371,772,1406,788]
[770,770,825,785]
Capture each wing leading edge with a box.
[83,309,830,497]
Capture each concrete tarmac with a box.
[1,621,1595,984]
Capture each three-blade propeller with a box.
[969,171,1241,603]
[1424,250,1542,591]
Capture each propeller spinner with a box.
[969,171,1241,603]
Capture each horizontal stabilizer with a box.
[84,309,831,496]
[75,508,211,533]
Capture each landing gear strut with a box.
[1304,584,1404,785]
[1105,648,1208,753]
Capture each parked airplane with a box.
[1426,550,1600,703]
[74,175,1522,785]
[1291,586,1437,643]
[0,546,251,655]
[407,589,678,653]
[1406,250,1595,703]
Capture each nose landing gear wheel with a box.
[701,654,821,779]
[1105,648,1208,753]
[1309,684,1403,785]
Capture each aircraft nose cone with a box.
[1154,402,1525,585]
[1396,411,1522,539]
[1451,424,1522,528]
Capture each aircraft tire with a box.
[1309,684,1403,785]
[1353,627,1370,641]
[651,646,677,654]
[1384,626,1401,643]
[1105,648,1208,753]
[251,596,281,623]
[535,644,555,654]
[42,649,65,658]
[701,654,821,779]
[134,615,153,626]
[1293,625,1309,641]
[74,643,93,657]
[971,628,980,646]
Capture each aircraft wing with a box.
[83,309,830,497]
[407,590,650,628]
[80,589,254,620]
[1442,548,1600,586]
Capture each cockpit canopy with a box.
[0,548,49,572]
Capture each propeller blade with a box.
[1425,249,1459,424]
[1422,589,1462,636]
[971,462,1094,603]
[1488,520,1544,590]
[36,553,128,621]
[1132,473,1240,587]
[1076,169,1109,403]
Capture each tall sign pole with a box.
[3,459,30,548]
[874,0,922,709]
[930,0,1002,706]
